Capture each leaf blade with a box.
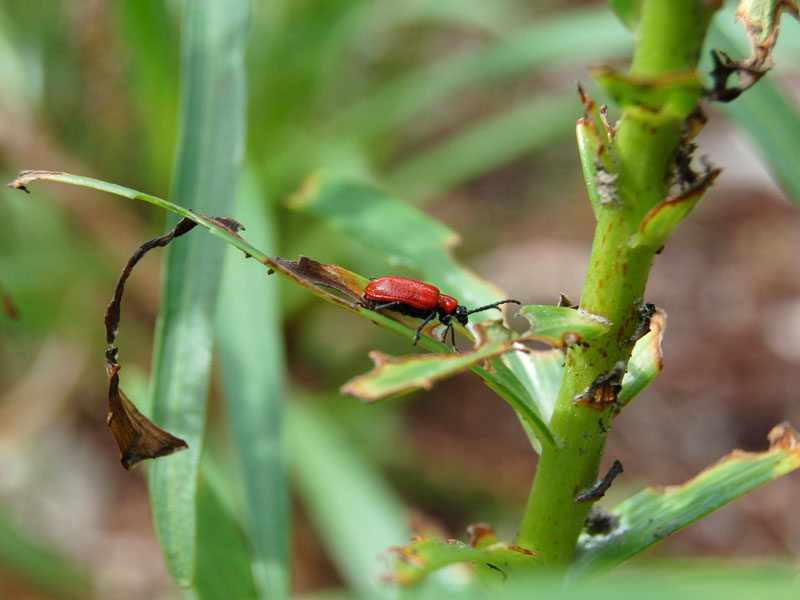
[216,169,289,599]
[147,0,251,585]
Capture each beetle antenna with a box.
[465,299,521,316]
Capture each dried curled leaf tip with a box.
[767,421,800,450]
[106,361,188,470]
[8,170,70,193]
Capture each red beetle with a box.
[362,276,520,349]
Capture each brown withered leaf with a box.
[105,217,197,345]
[102,217,207,469]
[7,170,67,194]
[105,353,187,470]
[709,0,798,101]
[273,255,365,303]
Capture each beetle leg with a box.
[413,310,438,345]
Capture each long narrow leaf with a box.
[334,7,631,140]
[386,94,580,198]
[147,0,251,585]
[288,400,410,598]
[216,168,289,598]
[194,479,259,600]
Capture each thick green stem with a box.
[516,0,720,568]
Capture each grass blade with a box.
[386,94,580,199]
[288,400,410,598]
[216,168,289,598]
[194,478,259,600]
[147,0,251,585]
[335,7,631,141]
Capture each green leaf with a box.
[607,0,642,29]
[569,422,800,580]
[8,171,271,262]
[291,175,602,452]
[216,168,289,598]
[289,173,506,311]
[147,0,251,586]
[194,478,258,600]
[342,306,608,451]
[706,15,800,207]
[617,308,665,410]
[501,349,565,427]
[576,87,618,219]
[517,305,611,348]
[335,6,632,142]
[386,95,581,199]
[503,309,664,432]
[288,401,411,598]
[341,320,521,400]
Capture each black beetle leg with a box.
[413,310,438,345]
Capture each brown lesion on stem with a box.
[573,361,626,411]
[627,301,656,345]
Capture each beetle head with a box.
[453,305,470,326]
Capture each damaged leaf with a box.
[273,255,366,307]
[389,526,540,586]
[287,173,565,451]
[341,320,520,401]
[569,422,800,580]
[576,86,618,219]
[629,168,721,250]
[708,0,798,101]
[343,305,608,399]
[9,171,269,261]
[105,358,188,470]
[102,219,201,468]
[617,308,666,412]
[517,304,610,348]
[343,305,609,450]
[736,0,799,59]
